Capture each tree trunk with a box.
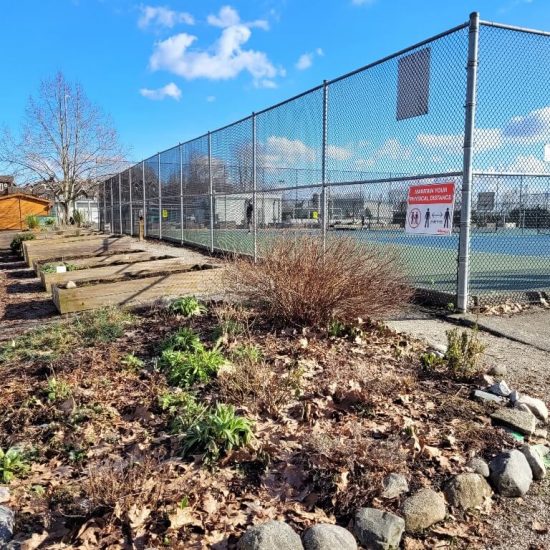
[59,202,70,225]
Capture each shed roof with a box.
[0,193,51,205]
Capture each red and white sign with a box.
[405,182,455,235]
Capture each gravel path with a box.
[387,306,550,549]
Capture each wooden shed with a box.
[0,193,52,230]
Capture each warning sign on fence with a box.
[405,182,455,236]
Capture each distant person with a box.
[246,201,253,234]
[69,216,75,225]
[424,208,430,228]
[444,207,450,228]
[361,215,365,229]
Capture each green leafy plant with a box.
[40,262,78,274]
[420,352,444,371]
[45,218,56,226]
[444,326,486,379]
[10,232,35,254]
[169,296,206,318]
[181,403,253,460]
[161,327,203,353]
[161,348,224,388]
[160,391,208,433]
[121,353,145,371]
[25,214,40,230]
[46,377,72,402]
[0,448,30,483]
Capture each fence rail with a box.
[99,12,550,311]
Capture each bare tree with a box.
[0,72,127,223]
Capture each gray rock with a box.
[480,374,495,387]
[534,427,548,440]
[520,445,546,480]
[487,381,512,397]
[532,444,550,458]
[303,524,357,550]
[238,521,303,550]
[467,457,490,478]
[490,450,533,497]
[0,505,14,544]
[352,508,405,550]
[515,395,548,422]
[402,489,446,532]
[473,390,506,405]
[0,487,9,504]
[488,365,507,377]
[65,280,77,289]
[491,408,537,436]
[444,473,492,510]
[381,473,409,499]
[509,390,520,403]
[515,403,532,414]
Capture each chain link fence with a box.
[99,13,550,311]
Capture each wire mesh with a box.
[100,17,550,308]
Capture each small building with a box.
[0,175,14,194]
[0,193,52,230]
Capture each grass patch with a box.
[0,447,30,483]
[160,348,224,388]
[169,296,207,318]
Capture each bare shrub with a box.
[226,235,411,327]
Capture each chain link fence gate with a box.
[99,12,550,312]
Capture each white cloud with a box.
[507,154,549,174]
[139,82,182,101]
[357,138,412,169]
[149,7,281,87]
[351,0,376,5]
[207,5,269,30]
[504,106,550,144]
[416,128,503,153]
[327,144,352,161]
[138,5,194,30]
[263,136,315,165]
[206,95,216,102]
[295,48,324,70]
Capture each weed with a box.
[160,391,208,433]
[181,403,253,461]
[10,232,35,254]
[227,235,411,328]
[161,327,203,353]
[46,377,72,402]
[230,344,262,363]
[444,326,486,380]
[74,307,134,343]
[41,262,78,274]
[420,352,444,371]
[212,302,251,343]
[45,218,55,226]
[161,348,224,388]
[328,319,347,338]
[25,215,40,230]
[72,209,85,227]
[0,447,30,483]
[121,353,145,371]
[169,296,207,318]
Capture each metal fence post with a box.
[129,169,133,235]
[158,154,162,240]
[208,131,214,253]
[457,12,480,312]
[102,181,106,233]
[252,113,258,262]
[142,161,147,238]
[321,80,329,251]
[110,179,114,234]
[118,173,122,234]
[179,143,184,244]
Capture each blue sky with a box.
[2,0,550,175]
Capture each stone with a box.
[302,524,357,550]
[514,395,548,422]
[0,505,14,544]
[480,374,495,386]
[467,457,490,478]
[0,487,9,504]
[380,473,409,499]
[491,408,537,436]
[238,521,303,550]
[534,427,548,440]
[402,489,446,532]
[532,444,550,458]
[487,381,512,398]
[473,390,506,405]
[509,390,520,404]
[520,445,546,480]
[444,473,492,510]
[352,508,405,550]
[490,450,533,497]
[66,280,77,289]
[515,403,532,414]
[488,365,507,377]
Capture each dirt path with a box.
[387,306,550,549]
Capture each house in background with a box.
[0,176,53,230]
